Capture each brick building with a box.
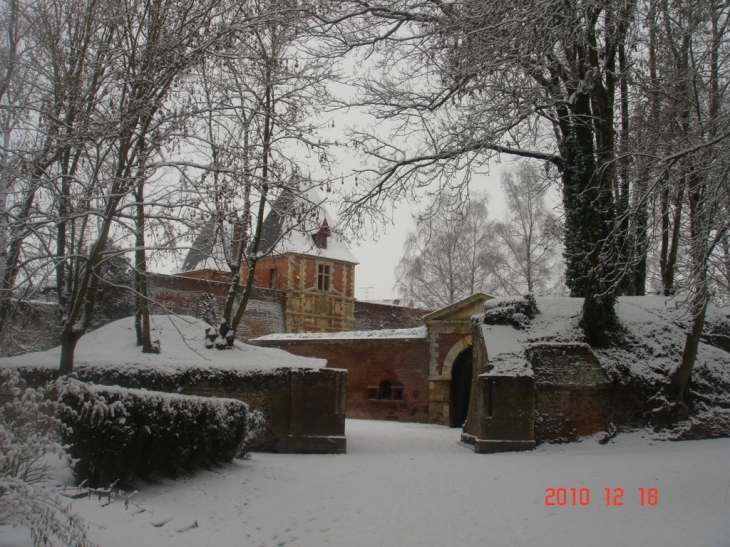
[253,294,494,427]
[178,189,360,334]
[153,189,488,428]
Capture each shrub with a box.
[0,369,95,547]
[58,380,250,486]
[483,296,539,330]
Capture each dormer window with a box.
[313,219,331,249]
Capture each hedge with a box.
[58,380,249,486]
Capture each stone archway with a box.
[449,347,473,428]
[441,335,472,379]
[424,293,493,424]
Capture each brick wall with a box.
[465,326,642,450]
[528,343,641,442]
[149,273,286,341]
[253,337,431,422]
[0,300,59,357]
[354,301,430,330]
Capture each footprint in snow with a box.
[177,521,199,533]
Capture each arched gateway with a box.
[449,347,473,428]
[423,293,494,425]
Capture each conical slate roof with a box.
[180,219,219,273]
[256,189,297,256]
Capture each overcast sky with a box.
[154,52,557,303]
[346,168,508,302]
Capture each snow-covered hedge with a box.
[483,296,539,330]
[58,380,250,486]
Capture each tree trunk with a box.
[226,78,274,345]
[561,93,617,347]
[669,298,707,403]
[134,181,156,353]
[59,326,82,375]
[665,185,684,295]
[618,43,635,296]
[659,185,670,290]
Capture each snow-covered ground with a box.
[3,419,730,547]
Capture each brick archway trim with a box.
[442,335,472,379]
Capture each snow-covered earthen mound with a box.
[480,295,730,437]
[0,314,326,373]
[482,295,730,380]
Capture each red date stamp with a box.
[545,487,658,506]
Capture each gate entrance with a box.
[449,347,472,428]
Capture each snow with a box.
[0,315,326,373]
[269,188,359,265]
[485,355,533,377]
[4,419,730,547]
[480,295,730,383]
[253,326,427,341]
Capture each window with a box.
[317,264,330,291]
[314,231,328,249]
[269,268,277,289]
[313,219,331,249]
[368,382,404,401]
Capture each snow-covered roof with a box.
[180,219,220,273]
[0,315,326,373]
[258,188,358,264]
[424,292,495,323]
[253,326,427,342]
[179,188,358,274]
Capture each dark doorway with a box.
[449,347,473,428]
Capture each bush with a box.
[482,296,539,330]
[0,369,95,547]
[58,380,250,486]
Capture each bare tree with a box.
[631,0,730,405]
[492,163,564,296]
[333,0,637,347]
[0,0,58,346]
[176,0,340,347]
[394,192,500,308]
[0,0,252,371]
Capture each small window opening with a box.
[487,378,494,418]
[313,219,331,249]
[369,382,403,401]
[269,268,277,289]
[317,264,330,291]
